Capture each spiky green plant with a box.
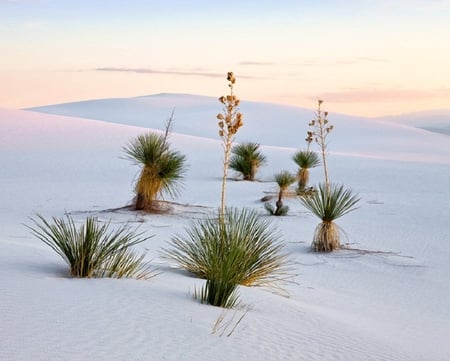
[123,132,187,211]
[27,214,152,278]
[163,208,289,307]
[265,171,296,216]
[229,142,266,181]
[292,150,320,191]
[299,183,360,252]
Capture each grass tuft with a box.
[27,214,153,279]
[163,208,289,307]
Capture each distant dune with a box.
[27,93,450,164]
[379,110,450,136]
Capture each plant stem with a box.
[316,102,330,193]
[220,136,232,221]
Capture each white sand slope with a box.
[1,97,450,361]
[379,109,450,136]
[29,93,450,163]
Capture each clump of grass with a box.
[229,142,267,181]
[299,183,360,252]
[292,150,320,191]
[27,214,152,279]
[123,114,187,212]
[265,171,296,216]
[163,207,289,307]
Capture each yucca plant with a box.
[27,214,152,278]
[165,73,287,308]
[163,207,289,307]
[229,142,267,181]
[292,150,320,191]
[265,171,297,216]
[300,183,360,252]
[123,132,187,212]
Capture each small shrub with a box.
[27,214,152,279]
[299,183,360,252]
[163,208,289,307]
[292,150,320,191]
[229,142,267,181]
[265,171,296,216]
[123,131,187,212]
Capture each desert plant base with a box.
[311,221,341,252]
[264,202,289,216]
[134,166,162,210]
[298,168,309,190]
[198,279,239,308]
[134,196,172,213]
[296,187,317,197]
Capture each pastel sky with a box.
[1,0,449,117]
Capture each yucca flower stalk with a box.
[27,214,152,279]
[123,130,187,212]
[300,183,360,252]
[308,99,333,192]
[229,142,266,181]
[217,72,243,219]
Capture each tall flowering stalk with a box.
[308,99,333,192]
[217,72,243,219]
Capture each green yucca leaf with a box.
[163,208,290,307]
[27,214,153,279]
[229,142,267,181]
[299,183,360,222]
[292,150,321,169]
[274,171,296,190]
[123,133,169,166]
[123,132,187,209]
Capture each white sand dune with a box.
[379,109,450,136]
[28,93,450,164]
[1,96,450,361]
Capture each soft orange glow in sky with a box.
[1,0,449,117]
